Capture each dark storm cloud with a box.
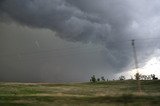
[0,0,160,82]
[0,0,134,68]
[0,0,134,41]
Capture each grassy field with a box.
[0,80,160,106]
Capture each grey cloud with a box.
[0,0,132,42]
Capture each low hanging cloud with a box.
[0,0,160,82]
[0,0,133,42]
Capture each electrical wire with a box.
[0,37,160,58]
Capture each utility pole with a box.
[131,39,141,93]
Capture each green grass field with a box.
[0,80,160,106]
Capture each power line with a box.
[0,37,160,58]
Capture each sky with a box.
[0,0,160,82]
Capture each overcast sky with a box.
[0,0,160,82]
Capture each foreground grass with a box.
[0,80,160,106]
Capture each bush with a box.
[90,75,96,83]
[151,74,158,80]
[101,76,105,81]
[119,76,125,80]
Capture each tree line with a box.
[90,74,158,83]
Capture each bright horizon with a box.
[117,56,160,79]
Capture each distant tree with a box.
[140,75,147,80]
[119,76,125,80]
[151,74,158,80]
[137,74,158,80]
[144,75,148,80]
[151,74,155,79]
[147,75,152,80]
[101,76,105,81]
[97,78,100,82]
[90,75,96,83]
[134,73,141,80]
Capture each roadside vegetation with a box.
[0,79,160,106]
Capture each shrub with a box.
[119,76,125,80]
